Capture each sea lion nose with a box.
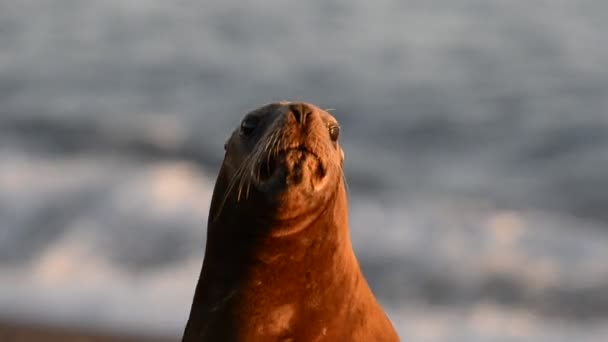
[289,103,313,124]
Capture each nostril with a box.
[290,103,312,124]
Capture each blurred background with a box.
[1,1,607,341]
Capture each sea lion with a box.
[182,102,399,341]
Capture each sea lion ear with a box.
[340,147,345,164]
[224,139,229,151]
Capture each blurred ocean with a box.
[1,1,607,341]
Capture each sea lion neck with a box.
[196,183,364,338]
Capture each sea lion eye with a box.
[240,116,259,136]
[329,125,340,142]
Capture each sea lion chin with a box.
[182,102,400,342]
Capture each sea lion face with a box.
[219,102,344,220]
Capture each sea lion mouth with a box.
[258,146,326,185]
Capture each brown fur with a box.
[182,102,399,341]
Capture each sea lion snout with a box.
[289,102,313,125]
[258,102,337,192]
[215,102,344,217]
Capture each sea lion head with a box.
[214,101,345,223]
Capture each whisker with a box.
[245,177,252,200]
[341,167,350,195]
[262,129,279,181]
[214,148,258,221]
[240,132,272,201]
[275,130,286,159]
[213,163,245,221]
[243,157,258,201]
[236,152,256,202]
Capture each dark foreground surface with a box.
[0,321,175,342]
